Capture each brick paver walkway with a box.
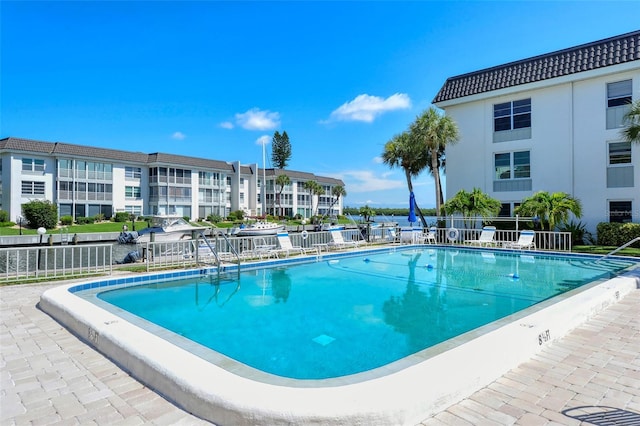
[2,282,639,425]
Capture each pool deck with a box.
[1,279,639,425]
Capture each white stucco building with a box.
[0,137,344,223]
[434,30,639,233]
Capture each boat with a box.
[235,221,284,237]
[132,215,207,243]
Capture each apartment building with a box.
[433,30,639,233]
[0,137,344,222]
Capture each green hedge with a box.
[596,222,640,248]
[114,212,131,223]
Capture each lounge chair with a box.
[465,226,497,247]
[415,227,437,244]
[270,231,318,258]
[400,226,423,244]
[502,230,536,250]
[327,229,360,250]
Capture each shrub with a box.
[557,220,587,245]
[0,210,9,223]
[114,212,131,223]
[22,200,58,229]
[227,210,245,221]
[76,216,95,225]
[60,215,74,226]
[207,214,222,224]
[596,222,640,248]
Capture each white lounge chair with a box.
[270,231,318,258]
[327,229,360,250]
[465,226,497,247]
[415,227,437,244]
[502,230,536,250]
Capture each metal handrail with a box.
[596,237,640,263]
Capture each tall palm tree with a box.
[621,99,640,144]
[381,131,429,227]
[275,174,290,217]
[303,180,325,217]
[515,191,582,231]
[410,107,459,217]
[324,185,346,219]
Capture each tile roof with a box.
[147,152,232,171]
[263,168,344,185]
[0,137,344,185]
[433,30,640,104]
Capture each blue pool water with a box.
[95,248,635,379]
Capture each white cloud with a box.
[372,156,383,164]
[235,108,280,130]
[171,131,186,140]
[255,135,271,146]
[333,169,404,193]
[219,121,234,129]
[327,93,411,123]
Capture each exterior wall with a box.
[442,64,639,233]
[9,153,55,222]
[0,140,343,224]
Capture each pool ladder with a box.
[595,237,640,263]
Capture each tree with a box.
[443,188,501,227]
[515,191,582,231]
[324,185,346,219]
[359,205,376,222]
[304,180,325,217]
[275,173,291,217]
[22,200,58,229]
[409,107,459,217]
[621,99,640,144]
[271,131,292,169]
[381,131,429,227]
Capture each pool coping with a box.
[39,247,640,425]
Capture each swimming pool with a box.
[41,246,640,425]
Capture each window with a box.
[609,201,632,223]
[607,80,632,129]
[608,142,632,165]
[22,158,45,172]
[498,203,511,217]
[125,205,142,216]
[607,80,632,107]
[125,186,141,199]
[21,181,45,195]
[495,151,530,180]
[58,159,73,178]
[494,99,531,131]
[125,166,142,179]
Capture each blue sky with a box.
[2,1,639,209]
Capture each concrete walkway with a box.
[1,281,639,425]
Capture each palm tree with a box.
[410,107,459,217]
[324,185,346,219]
[621,99,640,144]
[515,191,582,231]
[303,180,325,217]
[381,131,429,227]
[444,188,501,225]
[275,174,291,218]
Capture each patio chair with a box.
[415,227,437,244]
[270,231,318,258]
[465,226,497,247]
[327,229,360,250]
[502,230,536,250]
